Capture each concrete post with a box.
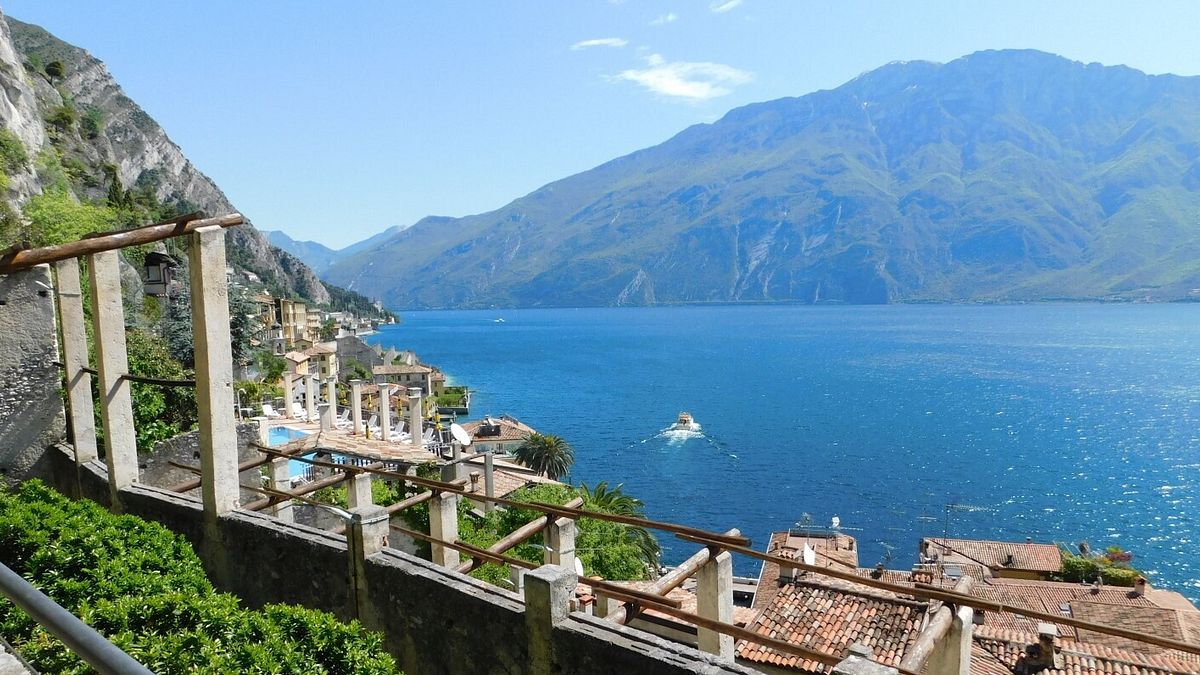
[189,225,240,517]
[428,490,460,567]
[325,377,336,409]
[347,471,373,509]
[87,250,138,504]
[696,549,734,659]
[407,387,422,446]
[524,565,577,675]
[52,258,97,465]
[350,379,364,434]
[484,450,495,513]
[346,505,389,626]
[304,373,316,421]
[318,402,333,431]
[546,517,576,572]
[282,373,295,418]
[509,566,527,594]
[378,383,392,440]
[450,441,463,479]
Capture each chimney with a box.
[1133,576,1147,597]
[871,563,884,579]
[1003,553,1015,566]
[1026,536,1033,544]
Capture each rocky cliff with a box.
[0,13,340,306]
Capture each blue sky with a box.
[5,1,1199,248]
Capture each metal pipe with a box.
[0,562,153,675]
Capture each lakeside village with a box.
[5,231,1199,675]
[207,266,1200,675]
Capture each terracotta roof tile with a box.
[924,538,1062,573]
[973,627,1200,675]
[735,580,929,673]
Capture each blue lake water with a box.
[367,305,1200,599]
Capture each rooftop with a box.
[460,416,538,444]
[373,364,433,375]
[923,537,1063,573]
[753,530,862,611]
[736,579,929,673]
[973,627,1200,675]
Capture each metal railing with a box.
[0,562,153,675]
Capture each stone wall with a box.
[48,444,761,675]
[0,266,65,488]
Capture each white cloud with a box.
[650,12,678,25]
[570,37,629,51]
[613,53,753,101]
[709,0,743,13]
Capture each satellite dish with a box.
[450,423,471,446]
[831,516,841,530]
[573,558,585,576]
[802,543,816,566]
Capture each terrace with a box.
[1,215,1198,674]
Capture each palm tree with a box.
[514,433,575,480]
[580,481,661,572]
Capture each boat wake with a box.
[656,425,704,444]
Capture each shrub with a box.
[0,481,401,674]
[0,129,28,172]
[44,60,65,78]
[46,105,77,130]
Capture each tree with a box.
[318,317,337,341]
[228,289,256,368]
[44,60,64,78]
[581,481,661,572]
[513,433,574,480]
[162,283,194,367]
[18,187,117,248]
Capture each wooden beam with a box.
[0,213,243,274]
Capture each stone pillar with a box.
[346,505,389,626]
[318,402,333,431]
[546,516,576,572]
[347,471,373,509]
[408,387,422,446]
[450,440,463,479]
[325,377,337,409]
[282,373,295,418]
[87,250,138,505]
[378,383,392,440]
[189,225,240,517]
[484,450,495,513]
[524,565,577,675]
[428,490,460,567]
[509,566,527,594]
[304,373,316,421]
[258,417,293,522]
[696,550,734,659]
[350,379,364,435]
[52,259,97,465]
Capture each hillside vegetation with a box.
[325,50,1200,308]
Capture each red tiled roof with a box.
[1072,602,1199,658]
[971,579,1161,641]
[924,538,1062,573]
[973,627,1200,675]
[753,531,863,611]
[460,417,537,444]
[735,580,929,673]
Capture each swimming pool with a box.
[266,426,314,478]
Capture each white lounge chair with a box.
[262,404,282,419]
[365,414,380,437]
[334,408,351,429]
[420,427,436,448]
[291,402,317,423]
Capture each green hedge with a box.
[0,481,401,674]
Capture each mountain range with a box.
[306,49,1200,309]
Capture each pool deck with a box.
[264,419,447,465]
